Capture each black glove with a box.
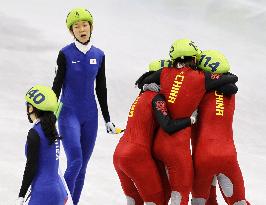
[205,72,238,91]
[223,72,238,83]
[217,83,238,96]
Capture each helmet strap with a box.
[76,38,90,45]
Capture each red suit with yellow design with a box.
[192,92,249,205]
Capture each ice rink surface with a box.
[0,0,265,204]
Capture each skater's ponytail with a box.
[34,108,61,145]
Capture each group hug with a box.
[113,39,250,205]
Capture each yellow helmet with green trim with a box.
[148,59,173,71]
[66,8,93,30]
[196,50,230,73]
[25,85,58,112]
[169,38,201,60]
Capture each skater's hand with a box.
[15,197,24,205]
[106,122,117,134]
[143,83,160,92]
[105,122,124,134]
[190,110,198,124]
[217,83,238,96]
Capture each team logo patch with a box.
[156,101,167,116]
[90,59,97,64]
[72,60,80,64]
[211,73,221,79]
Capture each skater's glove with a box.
[105,122,124,134]
[190,110,198,124]
[143,83,160,92]
[15,197,24,205]
[217,83,238,96]
[105,122,117,134]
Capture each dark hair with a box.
[34,108,60,145]
[172,56,197,70]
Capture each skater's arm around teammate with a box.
[152,94,196,134]
[204,72,238,92]
[137,69,162,90]
[216,83,238,96]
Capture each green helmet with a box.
[169,38,201,60]
[196,50,230,73]
[66,8,93,30]
[25,85,58,112]
[148,59,173,71]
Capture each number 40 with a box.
[26,89,45,104]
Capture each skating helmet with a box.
[148,59,173,71]
[169,38,201,60]
[25,85,58,112]
[66,8,93,30]
[196,50,230,73]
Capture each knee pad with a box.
[144,191,165,205]
[170,191,181,205]
[191,198,206,205]
[217,173,233,197]
[233,200,248,205]
[126,196,135,205]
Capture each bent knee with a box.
[217,173,233,197]
[170,191,182,205]
[126,196,136,205]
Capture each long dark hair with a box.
[172,56,197,70]
[34,108,60,145]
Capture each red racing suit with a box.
[113,91,192,205]
[138,67,238,205]
[192,92,250,205]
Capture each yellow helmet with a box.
[169,38,201,60]
[66,8,93,29]
[25,85,58,112]
[197,50,230,73]
[148,59,173,71]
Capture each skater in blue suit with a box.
[17,85,68,205]
[52,8,118,204]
